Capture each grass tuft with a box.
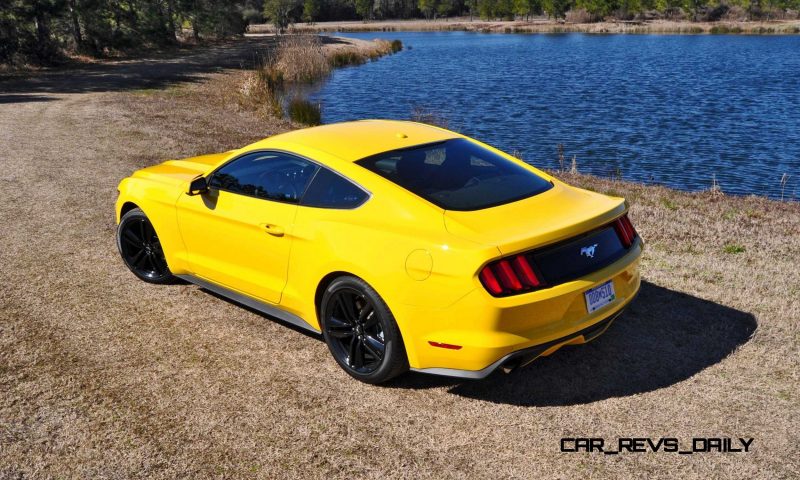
[275,35,330,83]
[723,244,746,254]
[287,97,322,126]
[661,198,679,211]
[328,50,365,68]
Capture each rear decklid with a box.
[444,181,626,256]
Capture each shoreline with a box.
[250,18,800,35]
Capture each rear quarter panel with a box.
[282,180,499,368]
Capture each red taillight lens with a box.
[479,254,545,297]
[512,255,541,287]
[614,214,638,248]
[478,266,503,295]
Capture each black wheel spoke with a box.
[362,309,378,328]
[348,336,359,367]
[358,304,373,323]
[341,293,359,322]
[130,250,146,267]
[146,222,157,244]
[122,236,141,249]
[332,296,347,321]
[363,335,384,360]
[144,253,157,272]
[138,219,146,242]
[123,229,141,245]
[353,340,365,368]
[328,317,354,339]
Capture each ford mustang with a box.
[115,120,642,383]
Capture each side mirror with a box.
[187,176,209,196]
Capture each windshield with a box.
[356,138,553,211]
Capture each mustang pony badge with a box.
[581,244,599,258]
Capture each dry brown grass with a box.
[274,34,331,83]
[237,35,399,118]
[249,18,800,35]
[1,39,799,479]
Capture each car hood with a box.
[132,151,234,184]
[443,181,626,254]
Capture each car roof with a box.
[247,120,460,162]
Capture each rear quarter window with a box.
[300,167,368,209]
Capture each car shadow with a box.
[387,281,756,406]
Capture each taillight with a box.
[613,214,638,248]
[479,254,545,297]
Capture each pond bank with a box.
[250,18,800,35]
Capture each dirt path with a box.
[1,38,798,479]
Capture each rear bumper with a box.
[410,304,627,379]
[401,240,642,377]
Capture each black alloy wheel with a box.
[117,208,174,284]
[320,276,408,383]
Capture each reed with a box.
[239,34,402,123]
[287,97,322,126]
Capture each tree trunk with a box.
[67,0,83,50]
[34,9,50,46]
[193,14,201,41]
[166,0,178,41]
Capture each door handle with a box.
[262,223,285,237]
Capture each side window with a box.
[209,152,318,204]
[300,167,368,209]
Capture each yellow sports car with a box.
[115,120,642,383]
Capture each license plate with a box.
[584,280,616,313]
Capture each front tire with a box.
[320,276,408,384]
[116,207,174,284]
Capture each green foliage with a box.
[0,0,250,65]
[303,0,323,22]
[723,244,746,254]
[419,0,437,18]
[437,0,458,17]
[288,97,322,125]
[514,0,543,18]
[661,197,679,210]
[355,0,374,19]
[264,0,302,31]
[543,0,571,17]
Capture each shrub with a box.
[390,39,403,53]
[565,8,597,23]
[275,34,330,83]
[329,50,365,67]
[288,97,322,125]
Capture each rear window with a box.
[356,138,552,211]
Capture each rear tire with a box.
[320,276,408,384]
[116,208,175,284]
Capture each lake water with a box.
[309,32,800,200]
